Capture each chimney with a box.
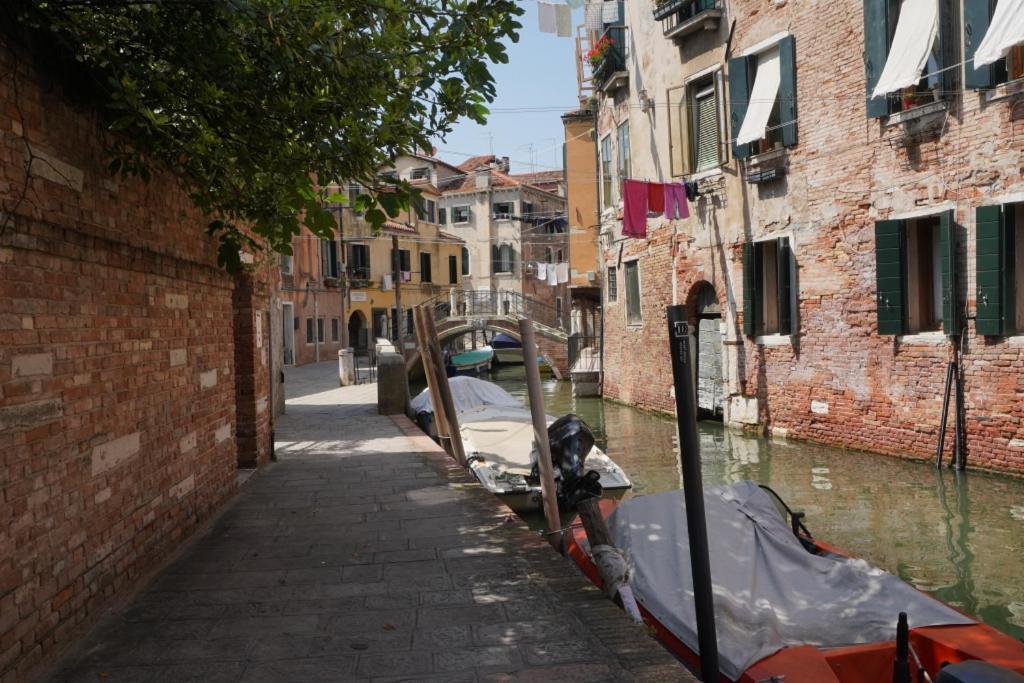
[475,170,490,189]
[500,156,510,173]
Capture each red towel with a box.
[646,182,665,213]
[622,179,648,238]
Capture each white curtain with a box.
[736,47,781,146]
[974,0,1024,69]
[871,0,940,98]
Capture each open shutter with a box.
[667,85,689,177]
[728,56,753,160]
[939,210,960,335]
[975,204,1015,335]
[963,0,996,88]
[777,237,793,334]
[778,36,799,148]
[875,220,907,335]
[742,241,759,336]
[863,0,890,118]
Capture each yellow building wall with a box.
[564,113,601,288]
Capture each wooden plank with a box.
[413,306,452,456]
[423,306,467,466]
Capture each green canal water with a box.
[479,365,1024,641]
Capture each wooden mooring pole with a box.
[423,305,466,466]
[413,306,452,454]
[518,318,562,551]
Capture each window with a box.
[406,309,414,338]
[317,318,325,343]
[689,75,723,173]
[555,297,563,326]
[624,261,641,325]
[449,254,458,284]
[975,202,1023,336]
[439,207,447,225]
[607,266,618,302]
[493,201,514,219]
[392,248,411,274]
[349,244,370,279]
[461,246,470,275]
[522,201,534,217]
[873,211,957,336]
[742,238,796,337]
[415,198,437,223]
[279,252,293,275]
[410,167,430,180]
[452,205,471,223]
[331,318,340,343]
[321,239,339,279]
[616,121,631,182]
[306,318,315,344]
[420,252,432,282]
[545,247,554,264]
[348,184,364,216]
[729,37,797,160]
[600,135,613,210]
[965,1,1024,89]
[493,244,514,273]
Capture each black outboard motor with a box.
[546,413,603,509]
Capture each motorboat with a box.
[490,333,523,365]
[410,377,632,514]
[565,481,1024,683]
[446,345,494,377]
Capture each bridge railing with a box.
[568,333,600,372]
[422,289,568,333]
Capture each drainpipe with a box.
[592,106,606,396]
[312,281,320,363]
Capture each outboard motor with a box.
[546,413,603,509]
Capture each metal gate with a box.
[697,317,724,418]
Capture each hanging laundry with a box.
[556,262,570,284]
[547,263,558,286]
[536,262,548,280]
[622,179,649,238]
[382,273,393,290]
[684,180,699,202]
[585,1,604,34]
[646,182,666,214]
[555,4,572,37]
[567,0,585,8]
[602,0,620,23]
[538,2,557,33]
[400,270,411,283]
[664,183,690,220]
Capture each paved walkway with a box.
[48,362,687,682]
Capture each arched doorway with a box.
[348,311,368,352]
[689,282,724,420]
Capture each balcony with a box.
[653,0,721,43]
[348,266,371,288]
[591,26,628,94]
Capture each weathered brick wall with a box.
[598,0,1024,474]
[0,46,269,680]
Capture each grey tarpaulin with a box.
[607,482,973,681]
[410,376,522,417]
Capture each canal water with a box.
[479,364,1024,641]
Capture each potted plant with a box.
[585,35,615,69]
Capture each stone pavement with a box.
[47,362,689,682]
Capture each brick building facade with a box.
[0,45,274,680]
[583,0,1024,474]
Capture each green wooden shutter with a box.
[875,220,907,335]
[863,0,890,118]
[975,204,1015,335]
[742,241,760,336]
[939,210,960,335]
[964,0,996,88]
[777,237,793,334]
[728,56,752,160]
[778,36,798,148]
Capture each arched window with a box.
[497,243,513,273]
[461,246,470,276]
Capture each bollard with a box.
[338,348,355,387]
[376,352,409,415]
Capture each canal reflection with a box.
[485,365,1024,641]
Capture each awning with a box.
[871,0,939,98]
[736,47,781,146]
[974,0,1024,69]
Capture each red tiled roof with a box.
[438,230,464,242]
[457,155,497,172]
[382,221,417,234]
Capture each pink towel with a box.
[664,183,689,220]
[622,179,648,238]
[646,183,665,214]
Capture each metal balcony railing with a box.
[592,26,627,87]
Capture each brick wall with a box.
[595,0,1024,475]
[0,45,271,679]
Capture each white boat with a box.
[410,377,632,514]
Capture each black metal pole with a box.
[953,357,966,471]
[666,305,719,682]
[935,361,954,469]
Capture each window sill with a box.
[754,333,791,346]
[885,100,947,127]
[897,331,947,344]
[626,322,644,329]
[684,167,724,183]
[745,147,788,168]
[984,77,1024,104]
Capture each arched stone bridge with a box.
[406,290,570,378]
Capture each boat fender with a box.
[935,662,1024,683]
[591,544,633,601]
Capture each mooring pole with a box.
[935,361,954,469]
[666,305,719,682]
[519,318,563,551]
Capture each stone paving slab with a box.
[46,362,691,682]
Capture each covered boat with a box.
[410,377,631,513]
[446,345,494,377]
[490,332,523,365]
[566,482,1024,682]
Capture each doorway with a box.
[348,310,368,351]
[281,302,295,366]
[692,283,724,420]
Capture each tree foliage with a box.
[13,0,522,270]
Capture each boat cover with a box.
[410,376,522,416]
[451,345,493,367]
[490,333,522,349]
[607,481,974,681]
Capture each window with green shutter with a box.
[689,74,722,172]
[874,220,906,334]
[975,203,1019,336]
[742,238,795,337]
[729,37,799,158]
[624,261,642,325]
[728,56,752,161]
